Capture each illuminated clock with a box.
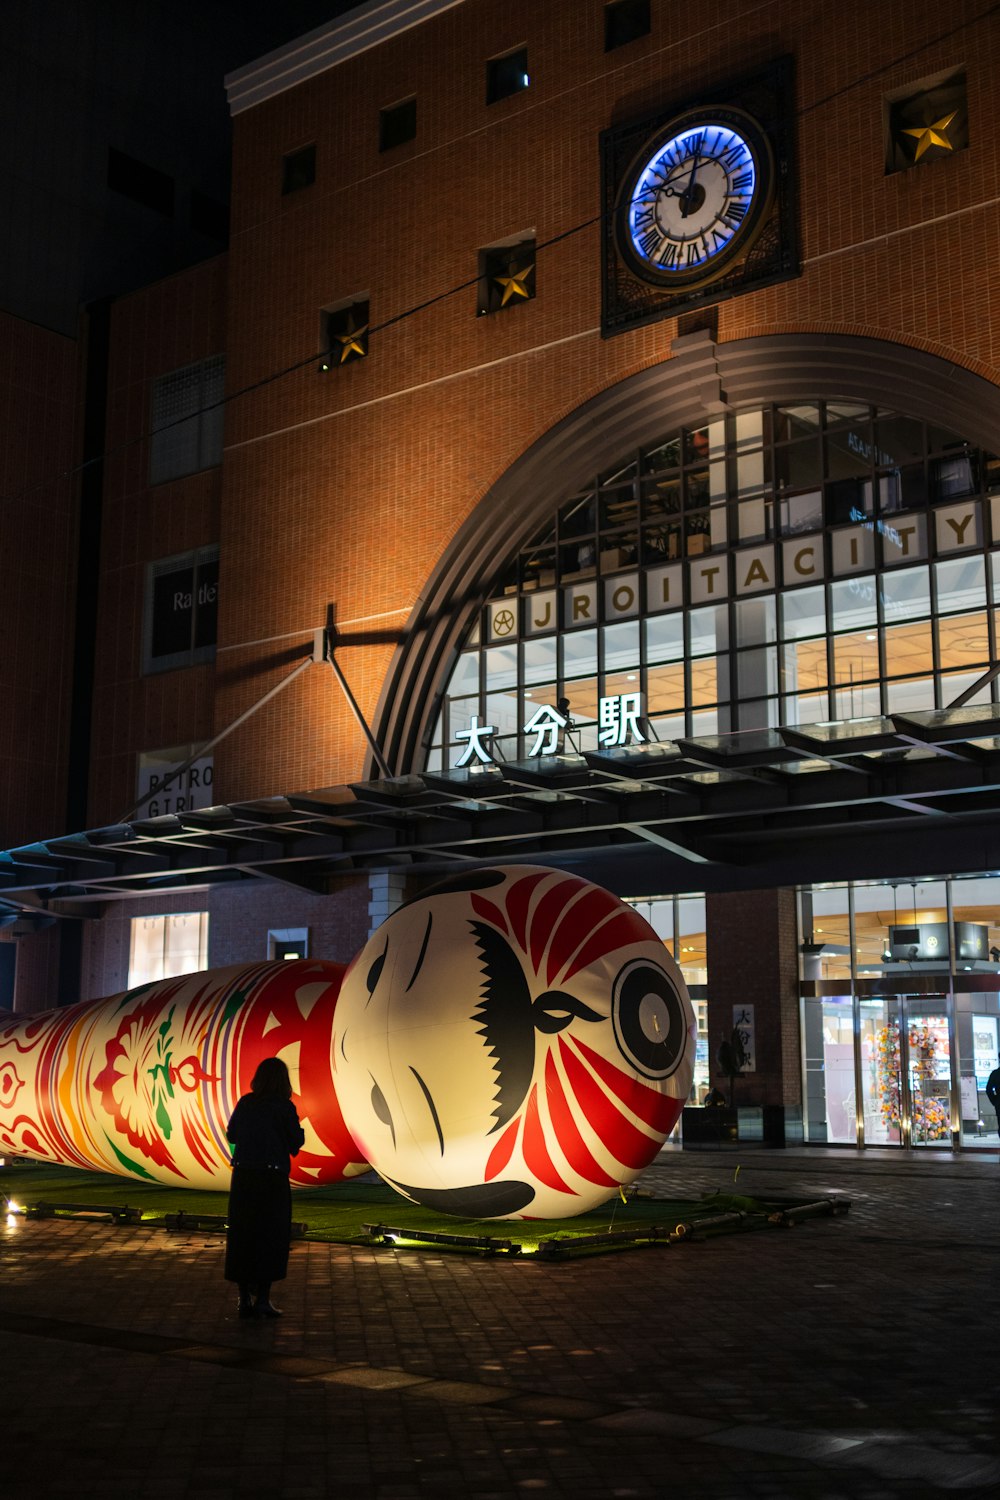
[616,108,774,289]
[599,58,799,337]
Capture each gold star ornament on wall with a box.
[886,72,967,174]
[334,314,368,363]
[494,262,534,307]
[902,110,958,161]
[479,238,536,315]
[320,299,370,371]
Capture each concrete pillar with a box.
[705,887,802,1118]
[367,870,408,937]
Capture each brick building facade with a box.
[6,0,1000,1148]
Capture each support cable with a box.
[116,649,318,824]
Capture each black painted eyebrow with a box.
[365,937,388,1007]
[409,1065,444,1156]
[405,911,433,992]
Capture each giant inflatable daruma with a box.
[0,960,365,1190]
[334,866,696,1219]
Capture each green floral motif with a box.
[146,1006,176,1139]
[104,1133,159,1181]
[220,988,249,1026]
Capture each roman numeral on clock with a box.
[722,200,747,229]
[639,227,661,258]
[732,170,754,193]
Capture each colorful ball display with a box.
[0,959,364,1190]
[334,866,696,1219]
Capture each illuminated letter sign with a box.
[525,591,557,635]
[935,502,980,554]
[605,575,639,620]
[455,715,498,767]
[524,703,569,757]
[831,525,874,576]
[735,546,774,595]
[487,601,517,641]
[565,582,597,623]
[645,565,682,613]
[598,693,646,748]
[689,559,727,605]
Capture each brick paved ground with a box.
[1,1146,998,1499]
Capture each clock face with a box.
[616,108,774,288]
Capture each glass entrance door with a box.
[860,995,952,1147]
[904,1004,952,1145]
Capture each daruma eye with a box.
[370,1078,395,1146]
[611,959,687,1080]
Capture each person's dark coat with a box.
[224,1092,305,1287]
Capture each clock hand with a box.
[680,145,702,218]
[635,179,684,202]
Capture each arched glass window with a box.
[429,402,1000,769]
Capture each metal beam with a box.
[623,823,715,864]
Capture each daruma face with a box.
[334,866,696,1219]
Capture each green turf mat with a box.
[0,1161,847,1257]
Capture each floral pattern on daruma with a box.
[0,1059,23,1111]
[0,960,363,1190]
[93,997,184,1173]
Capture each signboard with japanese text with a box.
[732,1003,756,1072]
[454,692,647,767]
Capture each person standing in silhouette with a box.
[224,1056,305,1318]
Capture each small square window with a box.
[129,913,208,987]
[268,928,309,961]
[149,355,225,484]
[487,47,529,105]
[321,299,370,368]
[885,70,967,174]
[282,143,316,195]
[478,238,536,315]
[380,97,417,152]
[143,547,219,674]
[604,0,650,51]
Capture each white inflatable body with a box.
[334,866,696,1219]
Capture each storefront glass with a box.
[802,994,857,1144]
[801,873,1000,1149]
[950,870,1000,1143]
[859,996,901,1146]
[955,995,1000,1144]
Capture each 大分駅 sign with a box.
[456,692,645,766]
